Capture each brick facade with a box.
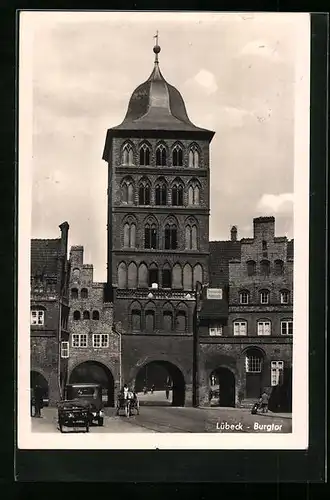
[30,222,70,405]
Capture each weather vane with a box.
[154,30,159,46]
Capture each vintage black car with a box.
[57,398,90,433]
[64,383,105,426]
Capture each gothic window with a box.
[193,264,203,288]
[164,222,177,250]
[122,143,134,165]
[139,143,150,166]
[172,263,183,289]
[145,304,156,332]
[171,181,184,206]
[183,263,193,290]
[260,259,270,277]
[131,302,142,331]
[155,181,167,205]
[118,262,127,289]
[83,310,90,320]
[92,310,100,320]
[162,263,172,288]
[188,182,200,205]
[138,263,148,288]
[127,262,138,288]
[247,260,256,276]
[71,288,78,299]
[138,179,151,205]
[163,309,173,331]
[185,220,198,250]
[156,144,167,166]
[176,309,187,332]
[81,288,88,299]
[73,310,81,321]
[172,144,183,167]
[123,220,136,248]
[121,178,134,205]
[148,264,159,288]
[188,144,200,168]
[144,222,157,249]
[274,259,284,275]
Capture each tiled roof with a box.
[199,299,228,319]
[31,239,61,277]
[209,240,241,287]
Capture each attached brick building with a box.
[30,222,70,405]
[199,217,293,411]
[67,246,120,406]
[102,42,214,405]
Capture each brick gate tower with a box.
[102,38,214,406]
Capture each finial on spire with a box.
[153,30,161,63]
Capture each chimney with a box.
[70,245,84,267]
[230,226,237,242]
[59,221,69,257]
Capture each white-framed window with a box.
[257,320,271,336]
[239,291,249,304]
[72,334,88,348]
[271,360,284,386]
[61,341,69,359]
[245,356,262,373]
[209,325,223,336]
[233,321,247,336]
[31,309,45,326]
[280,290,290,304]
[281,320,293,335]
[93,334,109,348]
[260,290,269,304]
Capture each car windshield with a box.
[67,387,98,400]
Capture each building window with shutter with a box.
[257,320,271,336]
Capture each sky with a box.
[25,11,309,282]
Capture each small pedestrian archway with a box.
[134,360,186,407]
[30,370,49,403]
[209,367,236,407]
[69,361,115,407]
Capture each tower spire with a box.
[153,30,161,63]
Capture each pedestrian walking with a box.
[151,384,155,394]
[34,384,43,418]
[165,386,170,400]
[260,391,269,413]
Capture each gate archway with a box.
[69,361,115,407]
[209,367,235,407]
[30,371,49,404]
[134,360,186,406]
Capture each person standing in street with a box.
[260,390,269,413]
[34,384,43,418]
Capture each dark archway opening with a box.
[135,361,185,406]
[30,371,49,406]
[209,367,235,407]
[69,361,115,407]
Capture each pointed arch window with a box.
[260,259,270,277]
[81,288,88,299]
[172,183,184,206]
[145,222,157,249]
[247,260,256,276]
[162,263,172,288]
[122,143,134,165]
[118,262,127,289]
[183,263,193,290]
[188,182,200,205]
[138,263,148,288]
[274,259,284,275]
[193,264,203,288]
[148,263,159,288]
[164,222,177,250]
[176,309,187,332]
[139,144,150,166]
[185,221,198,250]
[92,310,100,320]
[163,308,174,332]
[155,181,167,205]
[83,310,90,320]
[188,144,200,168]
[131,302,142,331]
[123,220,136,248]
[127,262,138,288]
[172,263,183,289]
[138,179,151,205]
[122,179,134,205]
[172,145,183,167]
[156,144,167,166]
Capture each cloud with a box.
[186,69,218,95]
[241,40,281,61]
[256,193,293,214]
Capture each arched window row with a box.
[72,310,100,321]
[121,141,203,168]
[238,289,291,305]
[233,318,293,336]
[118,262,204,290]
[130,303,188,332]
[246,259,285,277]
[71,288,89,299]
[121,177,201,207]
